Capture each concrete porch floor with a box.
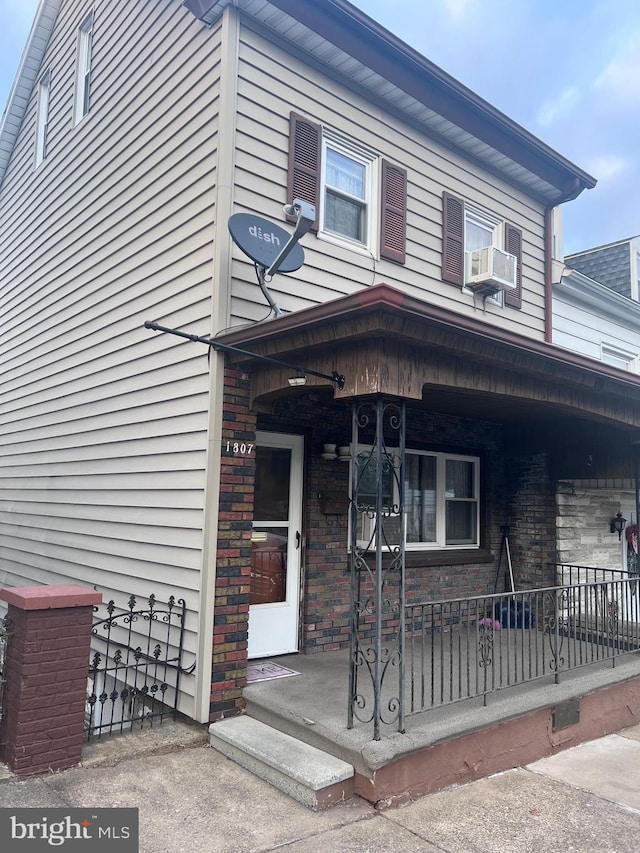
[242,645,640,805]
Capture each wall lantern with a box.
[610,512,627,540]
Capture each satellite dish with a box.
[228,213,304,273]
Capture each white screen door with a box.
[248,432,303,658]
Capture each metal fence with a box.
[406,571,640,715]
[0,614,9,725]
[86,594,193,740]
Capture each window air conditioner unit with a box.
[466,246,517,296]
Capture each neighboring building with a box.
[2,0,639,775]
[566,236,640,301]
[553,265,640,571]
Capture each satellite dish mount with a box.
[227,200,316,317]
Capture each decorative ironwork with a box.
[348,396,406,739]
[86,593,195,739]
[405,572,640,716]
[0,613,10,725]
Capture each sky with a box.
[0,0,638,254]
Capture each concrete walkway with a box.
[1,720,639,852]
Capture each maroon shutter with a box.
[287,112,321,232]
[380,160,407,264]
[504,223,523,308]
[442,192,465,286]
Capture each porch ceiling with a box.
[215,284,640,435]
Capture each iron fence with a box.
[406,573,640,715]
[0,613,9,725]
[86,593,194,739]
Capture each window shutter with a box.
[380,161,407,264]
[442,192,465,286]
[287,112,321,232]
[504,223,523,308]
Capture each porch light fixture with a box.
[288,376,307,387]
[610,512,627,540]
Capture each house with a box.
[566,236,640,301]
[2,0,640,801]
[552,246,640,582]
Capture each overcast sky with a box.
[1,0,638,254]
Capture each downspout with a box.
[544,203,554,343]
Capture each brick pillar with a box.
[210,367,256,721]
[0,584,102,776]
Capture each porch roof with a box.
[215,283,640,436]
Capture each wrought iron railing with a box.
[0,613,10,725]
[86,594,195,739]
[406,574,640,716]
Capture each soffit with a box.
[196,0,595,203]
[215,283,640,431]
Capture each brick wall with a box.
[505,451,557,589]
[0,585,101,776]
[261,395,508,652]
[210,368,256,721]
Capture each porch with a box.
[238,574,640,805]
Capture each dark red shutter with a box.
[504,223,523,308]
[380,161,407,264]
[287,112,321,232]
[442,192,465,286]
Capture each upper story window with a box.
[288,112,407,263]
[74,11,94,125]
[442,192,523,309]
[353,447,480,550]
[601,344,636,371]
[35,69,51,167]
[321,136,375,247]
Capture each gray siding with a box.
[228,23,547,338]
[0,0,220,719]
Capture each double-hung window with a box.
[288,112,407,264]
[442,191,523,309]
[353,447,480,550]
[321,134,375,248]
[35,69,51,167]
[74,11,94,125]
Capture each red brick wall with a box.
[210,368,256,721]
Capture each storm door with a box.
[248,432,303,658]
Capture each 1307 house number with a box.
[225,441,254,455]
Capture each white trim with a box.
[319,131,378,255]
[35,67,51,167]
[74,10,94,125]
[601,343,637,372]
[462,205,503,305]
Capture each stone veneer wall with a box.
[556,485,632,569]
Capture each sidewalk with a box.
[1,720,639,852]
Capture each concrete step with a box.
[208,715,354,810]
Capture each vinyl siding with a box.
[229,22,546,336]
[553,291,640,369]
[0,0,220,718]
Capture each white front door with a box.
[248,432,303,658]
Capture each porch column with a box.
[348,396,406,739]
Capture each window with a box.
[74,12,94,124]
[35,69,51,167]
[321,136,374,246]
[288,113,407,263]
[601,345,636,371]
[442,191,522,309]
[353,448,480,550]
